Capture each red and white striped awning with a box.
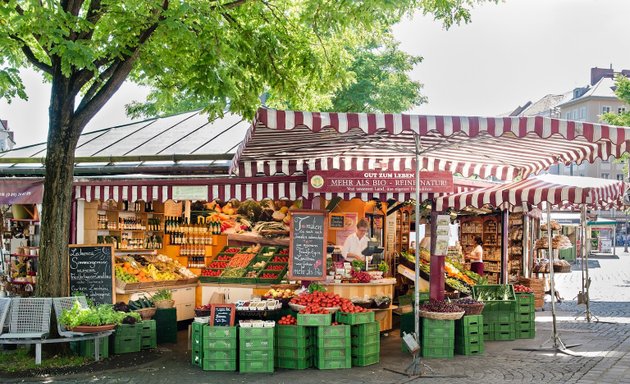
[435,174,626,211]
[231,108,630,180]
[310,183,488,203]
[73,176,308,202]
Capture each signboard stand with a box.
[68,244,115,305]
[210,304,236,326]
[289,210,328,281]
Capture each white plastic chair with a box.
[0,297,52,339]
[0,298,10,336]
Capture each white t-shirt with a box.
[470,245,483,263]
[341,232,369,261]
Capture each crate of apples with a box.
[201,269,222,277]
[208,261,228,269]
[277,314,297,325]
[271,256,289,263]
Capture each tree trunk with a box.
[35,77,82,298]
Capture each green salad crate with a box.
[455,341,484,356]
[314,354,351,370]
[191,348,203,367]
[351,340,380,356]
[351,322,380,338]
[71,337,110,359]
[276,324,312,338]
[241,337,273,350]
[204,348,238,360]
[140,320,157,350]
[351,352,380,367]
[473,284,517,312]
[516,313,535,322]
[493,330,516,341]
[276,335,313,349]
[113,323,142,354]
[516,293,535,305]
[203,337,237,350]
[239,326,274,339]
[517,328,536,339]
[421,345,454,359]
[276,346,313,359]
[421,318,454,340]
[297,313,332,327]
[203,358,237,371]
[336,311,375,325]
[240,349,273,360]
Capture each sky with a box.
[1,0,630,148]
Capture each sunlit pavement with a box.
[3,249,629,384]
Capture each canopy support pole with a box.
[575,205,603,323]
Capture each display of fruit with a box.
[263,288,295,299]
[339,302,370,313]
[455,297,481,305]
[350,270,372,283]
[244,244,262,253]
[216,255,232,261]
[244,270,258,278]
[514,284,534,293]
[420,299,463,313]
[298,304,330,314]
[272,256,289,263]
[251,260,267,269]
[278,248,289,255]
[265,264,285,271]
[291,291,347,308]
[208,261,228,269]
[220,267,245,278]
[201,269,222,277]
[277,315,297,325]
[223,247,242,254]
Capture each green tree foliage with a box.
[0,0,490,298]
[602,75,630,168]
[327,34,426,113]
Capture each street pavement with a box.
[3,248,629,384]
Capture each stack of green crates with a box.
[203,325,238,371]
[515,293,536,339]
[473,285,517,341]
[191,322,204,368]
[421,318,454,358]
[239,327,274,373]
[275,325,314,370]
[455,315,484,356]
[154,308,178,344]
[351,322,380,366]
[314,325,351,369]
[113,323,142,354]
[70,336,110,359]
[140,320,157,350]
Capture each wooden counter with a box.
[322,278,396,331]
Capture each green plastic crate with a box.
[115,323,142,337]
[72,337,110,359]
[455,341,484,356]
[141,334,157,350]
[351,340,380,355]
[314,355,351,370]
[113,335,141,354]
[239,359,274,373]
[456,314,483,327]
[256,266,287,284]
[483,323,494,341]
[203,337,237,350]
[239,326,274,339]
[276,325,311,338]
[421,318,454,340]
[352,352,380,367]
[456,333,482,345]
[240,349,274,360]
[191,348,203,367]
[276,346,313,359]
[351,332,379,347]
[140,320,156,333]
[276,335,313,349]
[516,293,535,305]
[317,336,350,349]
[335,311,375,325]
[277,356,312,370]
[494,323,516,333]
[517,328,536,339]
[421,345,454,359]
[199,275,222,283]
[516,313,535,322]
[516,320,535,331]
[484,311,515,324]
[203,358,237,371]
[493,331,516,341]
[240,337,274,350]
[316,346,351,360]
[154,308,177,344]
[351,322,380,338]
[317,324,350,338]
[204,348,238,360]
[297,313,332,326]
[472,284,516,302]
[205,325,237,339]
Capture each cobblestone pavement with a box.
[3,249,629,384]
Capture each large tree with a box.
[0,0,488,298]
[603,75,630,168]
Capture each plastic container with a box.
[335,311,375,325]
[203,358,237,371]
[277,356,312,370]
[239,359,274,373]
[351,322,380,339]
[205,325,237,339]
[351,352,380,367]
[297,313,332,327]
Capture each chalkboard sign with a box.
[68,244,115,305]
[289,210,328,281]
[210,304,235,326]
[329,214,345,229]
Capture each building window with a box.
[618,107,626,114]
[617,174,625,180]
[580,107,587,120]
[572,109,578,119]
[602,106,611,113]
[601,173,610,179]
[565,112,571,119]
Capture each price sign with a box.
[210,304,235,326]
[68,244,115,305]
[289,210,327,281]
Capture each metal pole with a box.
[414,134,421,344]
[546,205,560,348]
[583,206,592,323]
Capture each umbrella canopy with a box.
[231,108,630,180]
[434,174,626,211]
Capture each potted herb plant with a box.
[60,300,141,333]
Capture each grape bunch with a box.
[420,299,463,313]
[350,270,372,283]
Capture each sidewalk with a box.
[3,249,629,384]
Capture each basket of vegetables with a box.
[453,298,485,315]
[152,289,174,309]
[127,297,156,320]
[419,299,465,320]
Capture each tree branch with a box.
[77,0,103,41]
[9,34,53,74]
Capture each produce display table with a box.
[321,278,396,331]
[200,283,275,304]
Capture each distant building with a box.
[0,119,15,152]
[510,66,630,180]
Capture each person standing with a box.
[466,236,484,276]
[341,218,370,262]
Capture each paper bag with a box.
[208,292,225,304]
